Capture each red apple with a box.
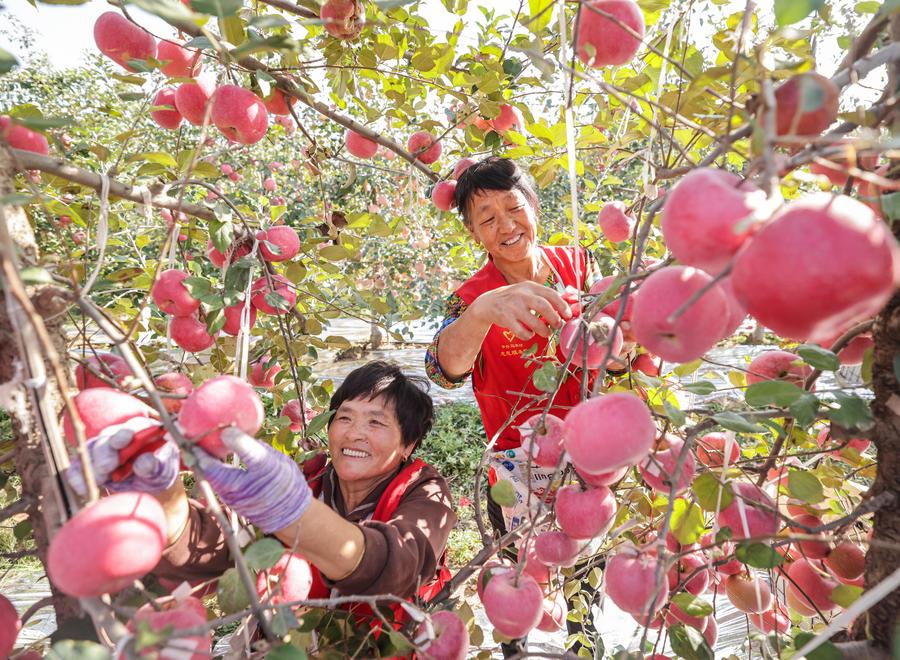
[178,375,264,457]
[748,604,790,635]
[221,301,257,336]
[824,541,865,582]
[789,514,830,559]
[481,570,544,639]
[211,84,269,145]
[175,77,216,126]
[321,0,365,39]
[63,388,157,445]
[667,551,711,596]
[206,239,250,268]
[47,493,167,597]
[632,353,660,377]
[724,573,772,613]
[597,201,635,243]
[251,275,297,315]
[639,433,696,495]
[151,269,200,316]
[407,131,442,164]
[576,0,644,67]
[154,371,193,413]
[519,413,565,468]
[837,333,874,365]
[717,481,779,540]
[659,168,765,275]
[93,11,157,71]
[563,392,656,474]
[785,557,838,613]
[258,225,300,262]
[746,350,812,387]
[0,116,50,155]
[731,193,900,343]
[605,543,668,617]
[416,610,469,660]
[249,355,282,389]
[695,432,740,468]
[157,40,201,77]
[432,180,457,211]
[170,315,216,353]
[125,596,210,659]
[256,552,313,607]
[0,595,20,659]
[345,129,379,158]
[773,72,840,137]
[490,104,524,132]
[534,530,580,567]
[536,591,567,632]
[559,313,624,369]
[576,464,628,487]
[263,89,296,116]
[75,352,132,390]
[281,399,310,432]
[631,266,730,363]
[555,484,616,540]
[150,88,183,130]
[452,157,476,179]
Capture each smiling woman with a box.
[138,361,457,628]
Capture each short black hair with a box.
[454,157,539,226]
[328,361,434,452]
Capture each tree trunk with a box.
[855,15,900,646]
[0,148,82,625]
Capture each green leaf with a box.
[682,381,717,395]
[668,623,714,660]
[673,359,702,377]
[794,633,843,660]
[125,0,197,23]
[831,584,863,608]
[670,498,706,545]
[745,380,807,408]
[735,542,784,569]
[191,0,242,16]
[267,645,308,660]
[774,0,824,25]
[20,266,53,284]
[304,410,334,438]
[532,361,559,393]
[208,217,233,254]
[318,245,351,261]
[693,472,733,512]
[712,412,766,433]
[670,593,714,617]
[244,537,285,570]
[527,0,554,33]
[664,400,686,427]
[491,480,517,507]
[183,276,214,300]
[788,393,819,426]
[46,641,113,660]
[797,344,840,371]
[128,151,178,168]
[787,469,825,504]
[0,47,18,75]
[828,393,874,431]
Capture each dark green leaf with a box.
[735,542,784,568]
[265,291,292,311]
[671,593,714,617]
[745,380,807,408]
[788,393,819,426]
[183,276,214,299]
[693,472,733,512]
[304,409,334,438]
[206,307,226,334]
[828,393,874,431]
[217,568,251,614]
[267,645,308,660]
[208,217,233,253]
[787,469,824,504]
[712,412,766,433]
[797,344,840,371]
[15,115,74,130]
[682,380,717,395]
[664,400,687,427]
[668,623,714,660]
[244,537,285,570]
[715,527,733,543]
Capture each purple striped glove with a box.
[66,417,181,495]
[194,428,312,534]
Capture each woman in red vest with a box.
[69,361,456,638]
[425,157,614,655]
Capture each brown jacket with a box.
[153,460,457,599]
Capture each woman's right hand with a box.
[471,281,573,340]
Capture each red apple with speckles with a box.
[345,129,379,158]
[0,116,50,155]
[211,84,269,145]
[659,168,765,275]
[154,372,193,413]
[150,88,183,130]
[416,610,469,660]
[407,131,442,164]
[152,269,200,316]
[258,225,300,262]
[520,413,566,468]
[175,77,216,125]
[321,0,365,39]
[75,352,132,390]
[481,570,544,639]
[171,315,216,353]
[251,275,296,315]
[93,11,157,71]
[631,266,730,363]
[157,40,201,77]
[179,375,264,458]
[605,543,668,617]
[597,201,635,243]
[731,193,900,343]
[432,180,457,211]
[575,0,644,67]
[717,481,779,540]
[773,72,839,137]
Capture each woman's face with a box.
[328,394,408,488]
[465,188,538,264]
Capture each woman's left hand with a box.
[194,428,312,534]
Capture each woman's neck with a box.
[494,247,546,284]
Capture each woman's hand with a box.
[472,281,573,340]
[194,428,312,534]
[66,417,180,496]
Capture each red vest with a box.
[306,459,452,629]
[455,246,594,450]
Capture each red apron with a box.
[455,245,594,452]
[306,458,452,629]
